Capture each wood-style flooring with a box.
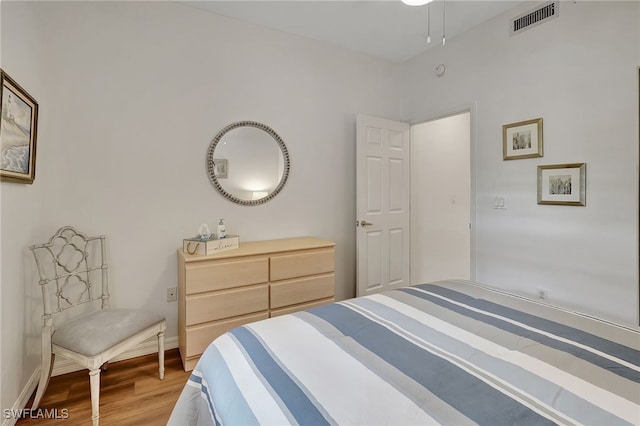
[16,349,190,426]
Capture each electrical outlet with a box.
[167,287,177,302]
[536,288,548,300]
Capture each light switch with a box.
[493,196,506,209]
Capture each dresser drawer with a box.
[185,311,269,357]
[186,285,268,325]
[270,273,335,309]
[270,297,335,317]
[270,248,334,281]
[185,258,268,294]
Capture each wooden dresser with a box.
[177,236,335,371]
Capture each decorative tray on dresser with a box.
[177,236,335,371]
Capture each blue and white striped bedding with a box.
[168,280,640,426]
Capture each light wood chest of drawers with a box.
[177,236,335,371]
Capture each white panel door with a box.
[356,115,410,297]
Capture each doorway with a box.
[410,112,471,284]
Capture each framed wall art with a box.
[503,117,543,160]
[0,70,39,183]
[213,158,228,179]
[537,163,586,206]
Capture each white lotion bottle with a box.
[217,219,226,239]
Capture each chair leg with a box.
[32,352,55,409]
[89,368,101,426]
[158,330,165,380]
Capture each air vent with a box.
[510,1,559,36]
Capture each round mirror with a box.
[207,121,290,205]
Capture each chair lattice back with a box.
[30,226,110,326]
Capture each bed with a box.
[168,279,640,426]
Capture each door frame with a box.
[408,102,478,281]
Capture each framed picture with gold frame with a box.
[0,70,39,183]
[503,117,543,160]
[537,163,586,206]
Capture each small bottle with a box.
[217,219,226,239]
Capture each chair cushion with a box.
[52,309,165,357]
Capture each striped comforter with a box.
[168,280,640,426]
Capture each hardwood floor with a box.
[16,349,190,426]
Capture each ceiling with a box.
[179,1,526,63]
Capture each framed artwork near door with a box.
[0,69,39,183]
[502,117,543,160]
[537,163,586,206]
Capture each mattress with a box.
[168,280,640,425]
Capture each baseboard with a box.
[3,337,179,426]
[1,367,41,426]
[51,336,178,376]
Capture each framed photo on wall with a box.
[213,158,228,179]
[537,163,586,206]
[0,70,39,184]
[503,117,543,160]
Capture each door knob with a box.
[360,220,374,227]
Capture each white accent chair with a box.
[30,226,166,426]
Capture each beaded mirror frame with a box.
[207,121,290,206]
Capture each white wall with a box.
[400,1,639,325]
[411,112,471,283]
[0,0,401,416]
[0,1,50,420]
